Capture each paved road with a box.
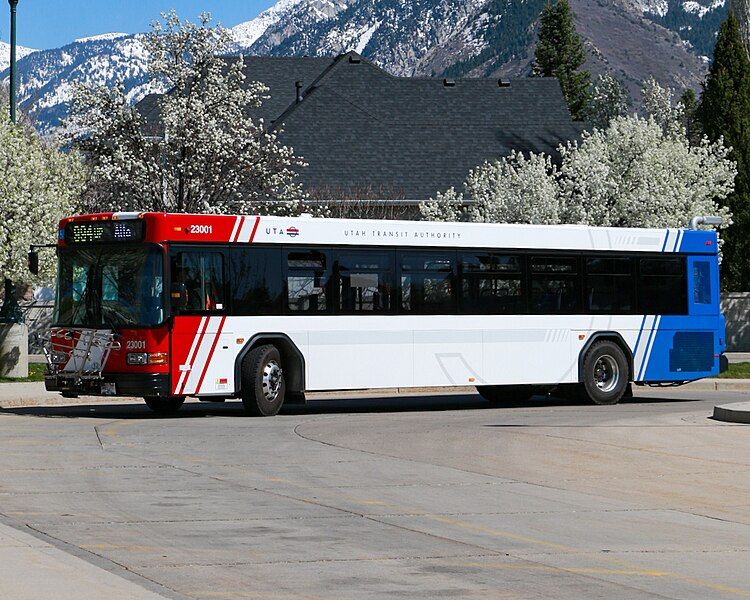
[0,388,749,599]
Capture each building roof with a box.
[137,52,585,203]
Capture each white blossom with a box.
[0,107,85,283]
[586,74,631,129]
[64,11,306,216]
[642,77,685,139]
[420,151,561,225]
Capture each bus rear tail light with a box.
[127,352,169,366]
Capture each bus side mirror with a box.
[28,250,39,276]
[170,283,188,310]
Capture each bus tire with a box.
[581,341,630,405]
[144,396,185,414]
[476,385,534,405]
[241,345,286,417]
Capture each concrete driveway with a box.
[0,388,749,599]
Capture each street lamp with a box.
[8,0,18,124]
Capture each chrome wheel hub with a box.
[262,360,283,402]
[593,355,619,393]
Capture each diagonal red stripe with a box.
[177,317,210,395]
[232,216,246,243]
[195,316,227,395]
[249,216,261,243]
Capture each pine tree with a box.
[533,0,590,120]
[698,13,750,290]
[679,88,701,145]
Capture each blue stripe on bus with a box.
[672,230,682,253]
[661,231,670,252]
[632,315,648,360]
[638,320,659,381]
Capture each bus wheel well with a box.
[577,332,634,383]
[235,334,305,395]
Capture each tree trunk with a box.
[732,0,750,54]
[0,278,23,325]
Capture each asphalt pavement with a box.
[0,388,749,599]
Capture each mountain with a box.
[241,0,728,96]
[2,34,155,133]
[0,0,734,132]
[0,41,36,72]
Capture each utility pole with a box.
[8,0,19,124]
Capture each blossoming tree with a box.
[65,11,306,216]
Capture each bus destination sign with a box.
[66,220,146,244]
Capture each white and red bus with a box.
[41,212,727,415]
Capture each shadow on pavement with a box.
[0,392,701,420]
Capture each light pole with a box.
[8,0,18,124]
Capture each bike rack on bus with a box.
[42,328,121,383]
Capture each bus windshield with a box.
[54,245,164,328]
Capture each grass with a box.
[717,362,750,379]
[0,363,47,383]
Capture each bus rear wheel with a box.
[477,385,535,405]
[241,345,286,417]
[581,341,630,405]
[144,396,185,414]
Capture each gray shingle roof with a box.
[136,52,584,203]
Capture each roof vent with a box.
[295,81,303,103]
[443,78,456,87]
[498,79,511,88]
[348,55,361,64]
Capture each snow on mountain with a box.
[3,34,153,133]
[75,32,128,43]
[230,0,311,49]
[0,41,36,72]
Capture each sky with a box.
[0,0,277,49]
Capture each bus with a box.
[39,212,728,415]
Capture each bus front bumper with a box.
[45,373,170,398]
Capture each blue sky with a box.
[1,0,276,49]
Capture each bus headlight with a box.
[127,352,168,366]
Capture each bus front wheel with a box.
[581,341,630,405]
[241,345,286,417]
[144,396,185,414]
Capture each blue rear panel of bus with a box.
[639,231,725,383]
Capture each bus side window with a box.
[460,253,525,314]
[230,247,283,315]
[530,256,580,314]
[638,258,687,315]
[285,249,331,313]
[171,251,226,313]
[693,261,712,305]
[335,251,393,313]
[400,251,457,314]
[584,257,633,314]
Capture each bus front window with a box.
[54,246,165,328]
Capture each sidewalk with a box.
[0,520,166,600]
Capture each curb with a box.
[2,379,750,410]
[713,402,750,424]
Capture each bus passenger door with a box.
[169,247,234,397]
